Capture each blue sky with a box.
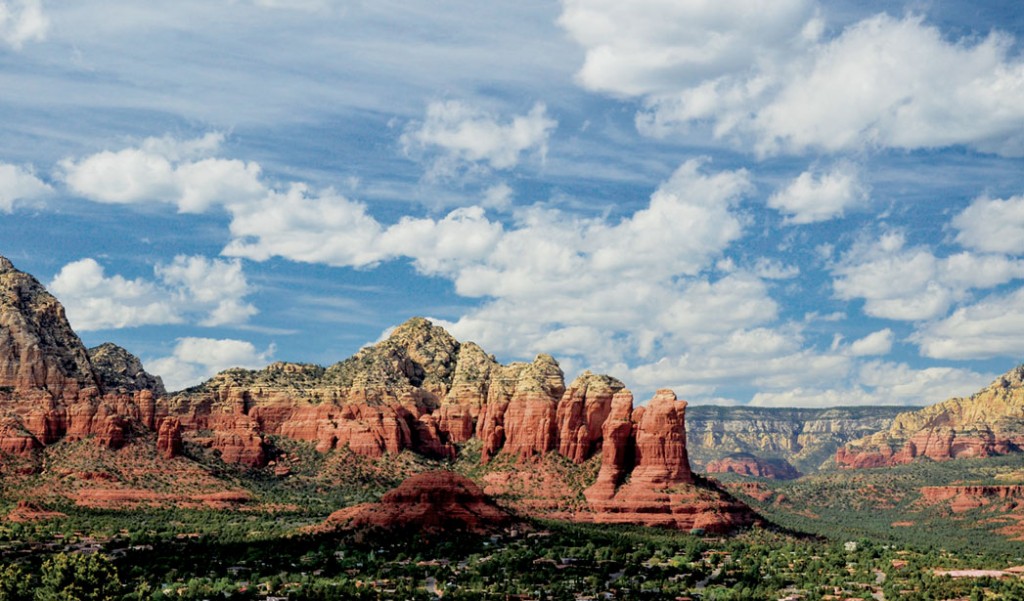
[1,0,1023,405]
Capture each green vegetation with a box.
[3,513,1024,600]
[724,453,1024,556]
[10,433,1024,598]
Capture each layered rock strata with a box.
[0,257,167,457]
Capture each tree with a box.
[0,563,36,601]
[35,553,123,601]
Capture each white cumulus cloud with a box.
[0,162,51,212]
[768,162,868,224]
[848,328,893,357]
[832,230,1024,321]
[49,255,257,331]
[913,287,1024,360]
[561,2,1024,156]
[59,133,265,213]
[148,337,274,392]
[953,194,1024,256]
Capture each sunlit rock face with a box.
[838,366,1024,469]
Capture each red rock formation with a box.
[585,391,635,501]
[499,355,565,461]
[157,417,184,459]
[437,342,496,442]
[0,416,41,456]
[920,485,1024,513]
[838,365,1024,469]
[556,372,623,464]
[0,257,99,398]
[320,471,515,535]
[97,416,128,450]
[208,413,266,467]
[630,390,693,485]
[705,453,802,480]
[583,390,757,532]
[411,414,456,460]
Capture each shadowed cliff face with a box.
[89,343,166,396]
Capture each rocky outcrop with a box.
[88,343,166,395]
[920,485,1024,513]
[556,372,624,464]
[500,355,566,461]
[705,453,801,480]
[0,257,171,454]
[583,390,759,532]
[320,471,516,535]
[208,413,266,467]
[586,391,636,501]
[157,417,184,459]
[686,405,903,474]
[0,416,41,456]
[438,342,497,442]
[0,256,98,398]
[630,390,693,485]
[838,366,1024,469]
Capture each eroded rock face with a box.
[631,390,693,486]
[838,365,1024,469]
[437,342,498,443]
[157,417,184,459]
[557,372,624,464]
[321,470,515,535]
[208,413,266,467]
[0,416,41,456]
[0,256,98,398]
[585,391,635,501]
[501,355,566,461]
[582,390,759,533]
[705,453,801,480]
[88,343,166,395]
